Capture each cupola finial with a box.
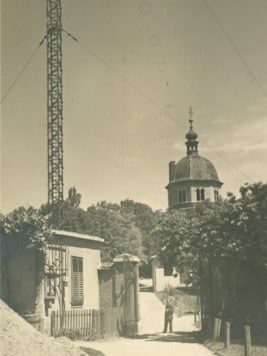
[188,106,193,129]
[185,106,198,155]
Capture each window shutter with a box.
[71,256,84,306]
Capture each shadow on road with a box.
[80,346,105,356]
[136,331,199,343]
[139,285,153,292]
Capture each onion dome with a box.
[186,125,198,140]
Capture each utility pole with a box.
[47,0,64,228]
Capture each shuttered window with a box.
[71,256,84,306]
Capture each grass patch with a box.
[205,339,267,356]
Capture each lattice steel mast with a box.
[47,0,63,227]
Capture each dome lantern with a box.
[185,106,198,155]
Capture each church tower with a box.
[166,107,223,210]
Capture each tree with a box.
[156,182,267,272]
[1,206,51,253]
[67,186,81,208]
[85,202,145,262]
[155,182,267,333]
[2,192,160,266]
[120,199,160,257]
[39,187,87,233]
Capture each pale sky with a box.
[1,0,267,213]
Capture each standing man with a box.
[163,299,174,333]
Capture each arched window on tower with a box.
[196,188,205,201]
[178,190,186,203]
[214,190,219,201]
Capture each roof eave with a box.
[50,229,105,244]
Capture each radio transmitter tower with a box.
[47,0,64,227]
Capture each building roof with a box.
[50,229,104,244]
[172,154,222,183]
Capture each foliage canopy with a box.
[1,188,159,263]
[155,182,267,273]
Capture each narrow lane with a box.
[78,287,214,356]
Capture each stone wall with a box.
[98,254,140,337]
[98,266,114,309]
[7,249,40,315]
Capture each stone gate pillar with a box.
[113,253,140,337]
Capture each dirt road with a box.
[77,289,214,356]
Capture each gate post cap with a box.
[113,254,140,263]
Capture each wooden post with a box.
[225,322,230,348]
[212,317,222,340]
[213,318,218,339]
[244,325,251,356]
[97,310,101,339]
[217,318,222,339]
[51,311,55,337]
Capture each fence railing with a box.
[51,309,103,340]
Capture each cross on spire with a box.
[188,106,193,128]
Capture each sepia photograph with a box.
[1,1,267,355]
